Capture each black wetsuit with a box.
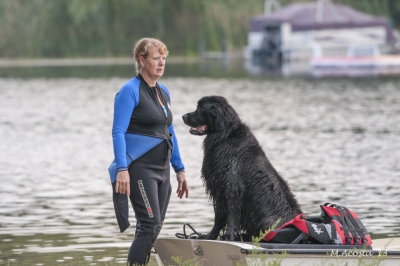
[127,139,172,263]
[110,74,183,265]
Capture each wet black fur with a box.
[182,96,302,241]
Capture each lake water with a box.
[0,62,400,265]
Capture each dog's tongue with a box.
[189,127,200,134]
[189,125,206,135]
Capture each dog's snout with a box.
[182,113,193,125]
[182,114,188,123]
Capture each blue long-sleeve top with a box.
[108,76,185,182]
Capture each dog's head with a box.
[182,96,241,136]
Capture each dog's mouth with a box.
[189,125,207,135]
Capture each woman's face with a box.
[140,46,166,81]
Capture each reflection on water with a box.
[0,76,399,264]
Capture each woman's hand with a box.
[115,170,130,197]
[176,171,189,199]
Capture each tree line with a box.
[0,0,399,58]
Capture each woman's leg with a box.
[127,170,162,265]
[127,141,171,265]
[158,163,172,224]
[159,140,172,223]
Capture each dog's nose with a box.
[182,114,187,122]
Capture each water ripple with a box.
[0,77,399,260]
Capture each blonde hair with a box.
[133,38,169,74]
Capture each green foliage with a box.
[253,217,282,243]
[239,218,288,265]
[0,0,398,58]
[170,256,197,266]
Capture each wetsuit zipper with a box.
[154,85,169,136]
[154,85,171,162]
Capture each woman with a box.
[108,38,189,265]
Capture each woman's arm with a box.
[112,80,139,195]
[169,123,185,173]
[112,81,139,170]
[159,83,188,198]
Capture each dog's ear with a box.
[205,105,218,131]
[208,103,240,132]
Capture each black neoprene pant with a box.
[127,140,172,265]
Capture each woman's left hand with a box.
[176,171,189,199]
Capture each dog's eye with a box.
[207,104,218,111]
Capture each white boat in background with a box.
[244,0,400,77]
[310,44,400,69]
[307,43,400,77]
[245,0,399,64]
[154,237,400,266]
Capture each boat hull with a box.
[154,238,400,266]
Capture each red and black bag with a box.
[262,203,372,246]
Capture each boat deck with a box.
[154,237,400,265]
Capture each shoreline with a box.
[0,56,197,68]
[0,52,244,68]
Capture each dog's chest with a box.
[202,147,237,189]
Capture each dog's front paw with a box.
[220,228,240,241]
[220,234,233,241]
[220,231,240,241]
[199,232,218,240]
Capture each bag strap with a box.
[336,206,359,244]
[330,219,338,244]
[330,204,367,245]
[324,203,352,244]
[290,231,309,244]
[341,206,368,244]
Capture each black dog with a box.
[182,96,302,241]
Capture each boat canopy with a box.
[249,2,396,43]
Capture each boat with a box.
[154,237,400,265]
[308,44,400,77]
[310,44,400,68]
[245,0,398,64]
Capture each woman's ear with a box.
[139,56,145,69]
